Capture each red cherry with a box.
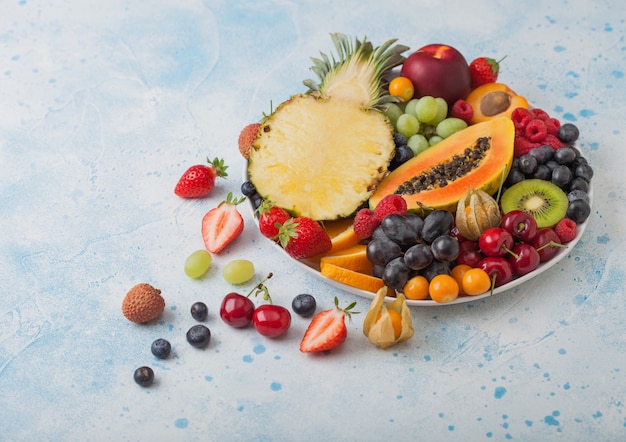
[500,210,538,242]
[252,305,291,338]
[507,243,540,276]
[478,257,514,287]
[220,292,255,328]
[456,240,483,268]
[478,227,514,257]
[531,228,564,262]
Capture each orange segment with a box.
[320,261,387,294]
[321,218,355,238]
[320,244,373,274]
[326,223,360,254]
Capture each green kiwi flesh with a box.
[501,179,568,228]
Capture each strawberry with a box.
[276,217,332,259]
[300,297,358,353]
[201,192,245,253]
[174,157,228,198]
[256,199,291,240]
[469,56,505,89]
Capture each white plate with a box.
[242,165,591,307]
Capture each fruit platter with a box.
[204,33,593,306]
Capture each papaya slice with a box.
[370,116,514,212]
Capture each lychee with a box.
[238,123,261,159]
[122,283,165,323]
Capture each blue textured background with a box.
[1,0,624,440]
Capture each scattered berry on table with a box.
[121,283,165,323]
[190,302,208,321]
[151,338,172,359]
[222,259,255,285]
[201,192,245,254]
[184,250,212,279]
[186,324,211,348]
[300,297,358,353]
[252,304,292,338]
[174,157,228,198]
[292,294,317,317]
[134,366,155,387]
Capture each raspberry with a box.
[353,208,380,239]
[450,99,474,123]
[545,118,561,137]
[542,134,565,150]
[555,218,577,243]
[511,107,532,132]
[514,134,541,157]
[530,108,550,121]
[524,119,548,142]
[373,194,407,221]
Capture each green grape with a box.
[429,135,443,146]
[403,98,420,117]
[431,97,449,126]
[436,117,468,139]
[184,250,212,279]
[414,96,439,124]
[222,259,255,284]
[396,113,420,138]
[382,103,403,129]
[407,134,430,156]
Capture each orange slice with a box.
[321,218,354,237]
[327,224,360,254]
[320,244,373,274]
[320,261,387,294]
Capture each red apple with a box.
[400,43,471,106]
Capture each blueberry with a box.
[251,194,264,212]
[528,145,554,164]
[151,338,171,359]
[557,123,580,143]
[134,366,154,387]
[389,145,414,170]
[504,169,525,187]
[186,324,211,348]
[518,154,538,175]
[393,132,408,147]
[554,146,577,165]
[240,180,258,198]
[567,199,591,224]
[567,189,590,204]
[574,164,594,181]
[190,302,208,321]
[532,164,552,181]
[568,177,590,193]
[551,165,572,188]
[292,294,316,317]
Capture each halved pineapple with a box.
[248,33,408,221]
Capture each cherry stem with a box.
[536,241,568,252]
[489,273,497,296]
[502,245,518,259]
[247,272,274,303]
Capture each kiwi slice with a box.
[501,179,568,228]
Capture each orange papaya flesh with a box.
[369,117,515,213]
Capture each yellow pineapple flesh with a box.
[248,33,408,221]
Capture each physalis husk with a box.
[363,288,414,349]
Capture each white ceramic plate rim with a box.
[242,164,591,307]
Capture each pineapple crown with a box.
[303,33,409,110]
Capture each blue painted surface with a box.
[0,0,625,440]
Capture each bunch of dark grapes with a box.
[366,210,458,292]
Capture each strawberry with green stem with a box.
[469,56,506,89]
[256,199,291,240]
[201,192,245,253]
[175,157,228,198]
